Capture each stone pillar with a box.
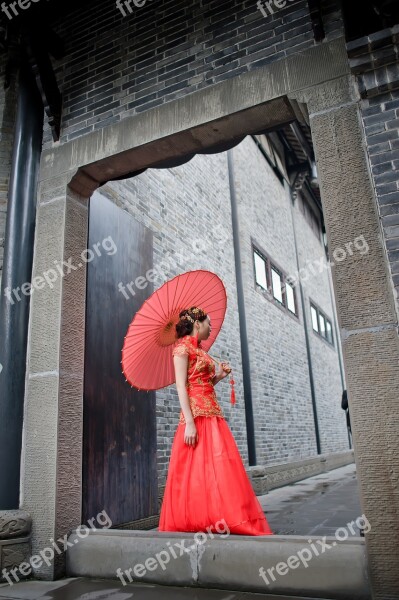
[295,78,399,599]
[20,174,88,579]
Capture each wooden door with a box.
[82,190,158,526]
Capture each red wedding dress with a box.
[158,334,273,536]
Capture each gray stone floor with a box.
[0,464,361,600]
[0,579,332,600]
[261,463,363,536]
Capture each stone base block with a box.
[66,529,371,599]
[0,536,31,584]
[0,510,32,584]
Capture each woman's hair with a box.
[175,306,208,338]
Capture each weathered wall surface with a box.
[98,150,245,484]
[98,135,348,485]
[0,56,17,289]
[231,136,348,464]
[42,0,343,147]
[294,194,348,455]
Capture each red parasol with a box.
[121,270,227,391]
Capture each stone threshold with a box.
[66,528,370,600]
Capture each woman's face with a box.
[196,316,211,340]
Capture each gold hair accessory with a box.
[181,314,195,323]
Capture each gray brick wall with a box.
[293,196,348,454]
[42,0,344,148]
[231,136,348,465]
[100,135,348,486]
[0,0,350,485]
[98,149,245,485]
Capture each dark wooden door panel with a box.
[83,190,157,526]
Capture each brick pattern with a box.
[99,149,245,485]
[95,136,347,485]
[231,136,348,465]
[347,25,399,99]
[42,0,343,148]
[349,26,399,305]
[294,199,348,455]
[0,0,350,483]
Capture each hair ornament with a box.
[180,306,206,323]
[181,314,195,323]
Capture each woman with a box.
[158,306,273,536]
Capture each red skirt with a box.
[158,416,273,536]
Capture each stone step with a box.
[66,529,371,599]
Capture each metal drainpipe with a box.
[0,60,44,509]
[227,149,257,466]
[287,183,321,455]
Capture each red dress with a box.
[158,334,273,536]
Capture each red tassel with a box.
[230,376,236,405]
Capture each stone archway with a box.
[22,37,399,597]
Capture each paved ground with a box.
[261,463,364,536]
[0,579,333,600]
[0,464,361,600]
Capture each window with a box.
[286,282,296,314]
[310,302,334,346]
[319,314,326,338]
[254,251,268,290]
[326,320,333,345]
[311,305,319,332]
[253,245,297,317]
[271,268,283,303]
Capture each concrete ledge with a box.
[66,529,370,599]
[248,451,355,495]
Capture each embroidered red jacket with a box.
[172,335,224,424]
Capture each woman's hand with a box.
[216,362,231,381]
[184,421,198,447]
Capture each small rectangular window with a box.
[310,301,334,346]
[326,320,333,344]
[252,244,298,319]
[311,305,319,332]
[254,252,267,290]
[319,314,326,338]
[286,283,296,314]
[271,268,283,303]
